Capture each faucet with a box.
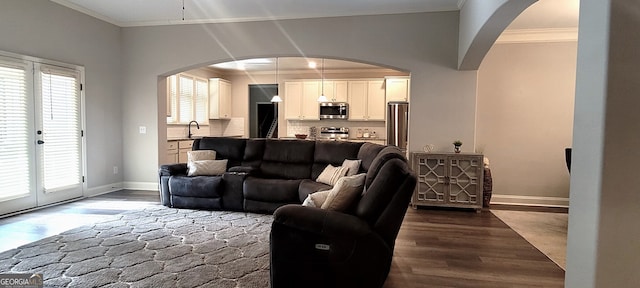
[188,120,200,138]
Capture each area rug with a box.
[0,206,273,288]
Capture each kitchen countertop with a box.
[167,135,243,141]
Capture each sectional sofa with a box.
[158,137,417,288]
[158,137,411,214]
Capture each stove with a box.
[319,127,349,140]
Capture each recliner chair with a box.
[269,156,417,288]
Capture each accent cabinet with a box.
[410,152,484,211]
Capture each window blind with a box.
[40,66,81,193]
[0,61,31,200]
[195,78,208,123]
[178,75,194,124]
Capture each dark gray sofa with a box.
[158,136,417,287]
[159,137,400,214]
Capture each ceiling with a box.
[50,0,579,72]
[51,0,464,27]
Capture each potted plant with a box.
[453,140,462,153]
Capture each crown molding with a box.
[496,28,579,44]
[51,0,124,26]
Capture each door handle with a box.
[37,140,45,144]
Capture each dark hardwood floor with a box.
[384,207,565,288]
[0,191,564,287]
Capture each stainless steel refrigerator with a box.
[387,102,409,151]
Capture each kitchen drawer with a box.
[178,140,194,149]
[167,141,178,150]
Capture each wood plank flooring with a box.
[0,191,565,287]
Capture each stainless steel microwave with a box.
[319,102,348,119]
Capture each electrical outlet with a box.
[139,126,146,134]
[113,166,118,174]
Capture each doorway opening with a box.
[249,84,278,138]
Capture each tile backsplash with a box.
[287,120,385,139]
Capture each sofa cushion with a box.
[302,190,330,207]
[187,159,228,176]
[242,139,265,168]
[260,139,315,179]
[311,141,363,179]
[357,142,386,172]
[342,159,362,176]
[316,164,348,186]
[321,173,366,211]
[364,146,406,189]
[243,177,301,203]
[168,176,222,198]
[194,137,246,167]
[298,179,331,202]
[187,150,216,162]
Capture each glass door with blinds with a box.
[0,56,84,215]
[35,64,83,206]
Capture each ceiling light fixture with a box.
[271,57,282,103]
[317,58,328,102]
[308,61,317,69]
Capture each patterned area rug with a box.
[0,206,273,288]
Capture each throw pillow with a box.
[302,190,331,208]
[316,164,348,186]
[321,173,366,211]
[187,150,216,163]
[342,159,362,176]
[187,159,228,176]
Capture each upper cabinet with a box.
[321,80,348,102]
[209,78,232,119]
[348,80,385,121]
[284,81,320,120]
[385,77,410,102]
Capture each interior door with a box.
[35,64,84,206]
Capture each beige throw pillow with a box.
[321,173,366,211]
[302,190,331,208]
[342,159,362,176]
[316,164,348,186]
[187,150,216,163]
[187,159,228,176]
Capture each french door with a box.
[0,56,84,215]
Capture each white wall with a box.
[565,0,640,286]
[0,0,123,193]
[477,42,576,205]
[120,12,480,185]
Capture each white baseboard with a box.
[123,182,159,191]
[85,182,124,197]
[490,194,569,208]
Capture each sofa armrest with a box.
[273,204,372,238]
[159,163,188,176]
[270,204,392,288]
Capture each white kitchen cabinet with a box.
[177,140,194,163]
[348,80,385,121]
[322,80,348,102]
[284,81,320,120]
[167,141,178,163]
[209,78,232,119]
[385,77,410,102]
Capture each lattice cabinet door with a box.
[447,155,483,207]
[410,152,484,211]
[411,153,448,207]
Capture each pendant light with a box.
[270,57,282,103]
[317,58,328,102]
